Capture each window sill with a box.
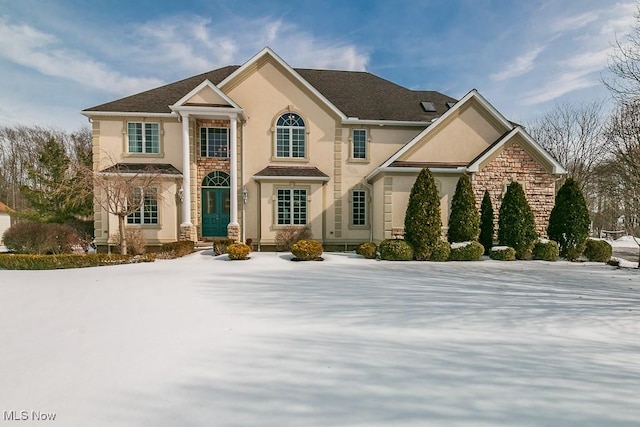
[347,158,370,164]
[270,156,310,163]
[124,152,164,158]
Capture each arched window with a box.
[276,112,306,158]
[202,171,230,187]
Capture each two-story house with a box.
[82,47,565,250]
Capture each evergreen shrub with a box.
[356,242,377,259]
[448,174,480,243]
[479,190,494,255]
[404,168,442,260]
[489,246,516,261]
[584,239,612,263]
[498,181,538,260]
[547,178,590,261]
[430,240,451,262]
[532,240,559,261]
[379,239,414,261]
[449,241,484,261]
[227,243,251,260]
[290,240,323,260]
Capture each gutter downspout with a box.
[363,179,374,243]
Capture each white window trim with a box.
[349,188,369,229]
[272,112,309,161]
[275,187,308,226]
[126,187,159,226]
[200,127,230,158]
[126,122,161,155]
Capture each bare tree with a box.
[526,100,610,191]
[606,101,640,267]
[604,5,640,103]
[90,163,163,255]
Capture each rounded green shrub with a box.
[489,246,516,261]
[404,168,441,260]
[449,241,484,261]
[479,190,494,255]
[290,239,323,261]
[379,239,414,261]
[356,242,377,259]
[448,174,480,243]
[430,240,451,262]
[532,240,559,261]
[584,239,612,263]
[227,243,251,260]
[498,181,538,260]
[547,178,590,261]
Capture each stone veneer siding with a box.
[196,119,231,240]
[471,142,557,237]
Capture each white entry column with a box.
[180,112,193,240]
[228,115,240,241]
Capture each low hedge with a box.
[356,242,377,259]
[490,246,516,261]
[160,241,195,258]
[290,240,323,261]
[0,253,155,270]
[532,240,559,261]
[430,240,451,262]
[227,243,251,260]
[379,239,414,261]
[449,241,484,261]
[584,239,612,263]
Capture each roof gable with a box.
[171,79,241,109]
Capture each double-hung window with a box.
[277,188,307,225]
[351,190,367,226]
[352,129,367,159]
[127,188,158,225]
[200,127,229,158]
[128,122,160,154]
[276,113,306,158]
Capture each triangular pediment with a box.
[171,80,241,109]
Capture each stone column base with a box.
[179,224,196,242]
[227,223,240,242]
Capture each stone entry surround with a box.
[472,142,557,237]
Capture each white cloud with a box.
[521,71,599,105]
[551,11,598,33]
[491,46,546,81]
[0,16,164,96]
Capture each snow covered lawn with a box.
[1,252,639,426]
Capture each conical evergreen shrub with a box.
[498,181,538,259]
[447,174,480,243]
[404,168,442,260]
[479,190,494,255]
[547,178,590,260]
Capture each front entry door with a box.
[202,188,230,237]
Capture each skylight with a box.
[420,101,437,112]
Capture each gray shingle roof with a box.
[254,166,329,178]
[99,163,182,175]
[84,66,456,122]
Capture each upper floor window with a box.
[127,188,158,225]
[352,129,367,159]
[128,122,159,154]
[276,113,306,158]
[200,127,229,158]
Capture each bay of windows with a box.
[277,188,307,225]
[128,122,159,154]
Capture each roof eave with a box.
[81,111,176,118]
[253,175,330,182]
[342,118,433,127]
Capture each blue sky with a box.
[0,0,636,130]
